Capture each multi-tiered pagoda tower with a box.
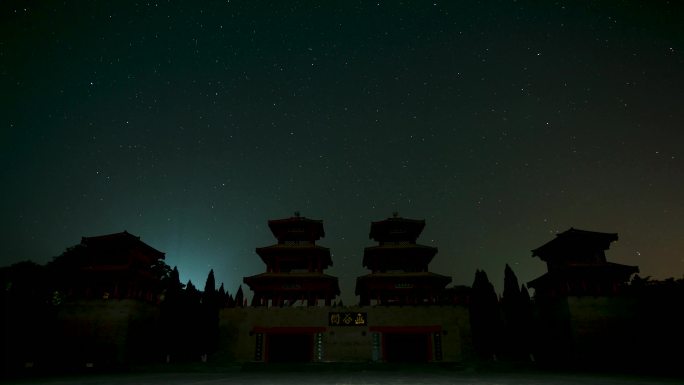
[243,213,340,307]
[355,214,452,306]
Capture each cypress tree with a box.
[200,270,219,356]
[160,266,186,362]
[519,284,534,360]
[502,264,521,304]
[470,269,503,360]
[202,270,216,304]
[166,266,184,300]
[217,283,226,307]
[180,280,201,360]
[235,286,244,308]
[502,264,523,359]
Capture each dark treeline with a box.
[469,266,534,362]
[468,265,684,374]
[0,253,247,373]
[0,261,54,373]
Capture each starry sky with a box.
[2,0,683,304]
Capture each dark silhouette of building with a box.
[49,231,167,302]
[243,213,340,307]
[355,214,451,306]
[527,228,639,299]
[12,225,684,372]
[222,214,470,364]
[526,228,644,369]
[42,231,169,368]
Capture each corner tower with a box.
[528,227,639,298]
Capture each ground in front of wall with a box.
[3,364,682,385]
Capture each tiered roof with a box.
[244,214,340,306]
[52,231,166,302]
[531,227,617,264]
[369,216,426,243]
[528,228,639,297]
[356,215,451,305]
[267,214,325,242]
[76,230,162,260]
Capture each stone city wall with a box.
[217,305,471,363]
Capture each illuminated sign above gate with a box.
[329,312,367,326]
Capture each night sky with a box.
[2,0,683,304]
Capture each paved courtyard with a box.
[3,367,681,385]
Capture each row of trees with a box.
[158,267,246,362]
[469,264,534,362]
[469,264,684,373]
[0,257,249,369]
